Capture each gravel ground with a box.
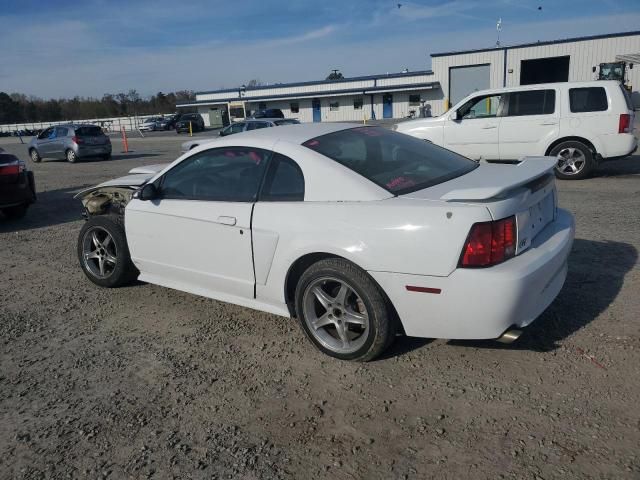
[1,129,639,479]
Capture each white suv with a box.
[395,80,637,179]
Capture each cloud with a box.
[265,25,337,47]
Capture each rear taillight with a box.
[618,114,631,134]
[0,164,20,175]
[72,136,84,144]
[460,216,516,268]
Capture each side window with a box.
[38,127,53,140]
[247,122,269,131]
[55,127,68,137]
[160,147,270,202]
[506,89,556,116]
[230,122,246,134]
[260,154,305,202]
[459,94,501,119]
[569,87,608,113]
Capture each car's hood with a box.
[128,163,170,175]
[402,156,557,202]
[73,172,154,198]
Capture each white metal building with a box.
[177,71,441,126]
[429,30,640,115]
[178,30,640,125]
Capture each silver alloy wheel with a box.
[31,150,39,161]
[67,150,77,162]
[302,276,370,354]
[82,226,117,279]
[556,147,586,176]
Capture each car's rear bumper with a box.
[0,172,36,208]
[370,209,575,340]
[600,133,637,159]
[76,145,111,157]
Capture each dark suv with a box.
[176,114,205,134]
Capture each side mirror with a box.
[135,183,158,201]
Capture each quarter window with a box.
[569,87,608,112]
[260,154,305,201]
[160,147,270,202]
[506,89,556,116]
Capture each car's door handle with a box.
[539,121,558,125]
[217,216,237,226]
[482,125,497,129]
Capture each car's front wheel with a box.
[77,216,138,288]
[295,258,396,361]
[551,141,595,180]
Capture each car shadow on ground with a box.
[594,154,640,177]
[447,238,637,352]
[0,185,89,232]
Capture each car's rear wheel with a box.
[102,153,112,160]
[551,141,595,180]
[66,149,78,163]
[295,258,395,361]
[30,149,41,163]
[77,216,138,288]
[2,204,28,219]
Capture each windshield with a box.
[303,127,478,194]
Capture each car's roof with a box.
[53,123,100,129]
[224,122,359,144]
[466,80,623,97]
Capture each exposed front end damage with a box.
[79,186,137,217]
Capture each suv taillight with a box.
[618,114,631,134]
[459,216,516,268]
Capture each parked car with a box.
[163,114,182,130]
[180,119,300,153]
[139,117,161,132]
[75,124,574,361]
[28,124,112,163]
[0,150,36,219]
[394,80,637,180]
[251,108,285,119]
[175,114,205,134]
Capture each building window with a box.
[353,98,363,110]
[329,101,340,111]
[409,94,421,106]
[290,102,299,113]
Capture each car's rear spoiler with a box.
[439,157,557,201]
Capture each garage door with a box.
[449,64,490,106]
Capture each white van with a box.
[395,80,637,179]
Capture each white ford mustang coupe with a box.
[76,123,575,361]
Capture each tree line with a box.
[0,90,196,124]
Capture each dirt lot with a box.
[1,130,639,479]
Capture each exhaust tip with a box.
[496,329,522,344]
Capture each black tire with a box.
[550,141,595,180]
[77,215,138,288]
[102,153,112,160]
[2,204,28,219]
[66,149,78,163]
[295,258,396,361]
[29,149,41,163]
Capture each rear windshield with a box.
[0,153,19,164]
[303,127,478,195]
[75,126,104,137]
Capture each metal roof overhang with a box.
[178,82,440,108]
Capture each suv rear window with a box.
[75,126,104,137]
[303,127,478,195]
[569,87,608,113]
[507,89,555,116]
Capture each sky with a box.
[1,0,639,99]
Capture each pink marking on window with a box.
[386,176,416,189]
[249,151,261,164]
